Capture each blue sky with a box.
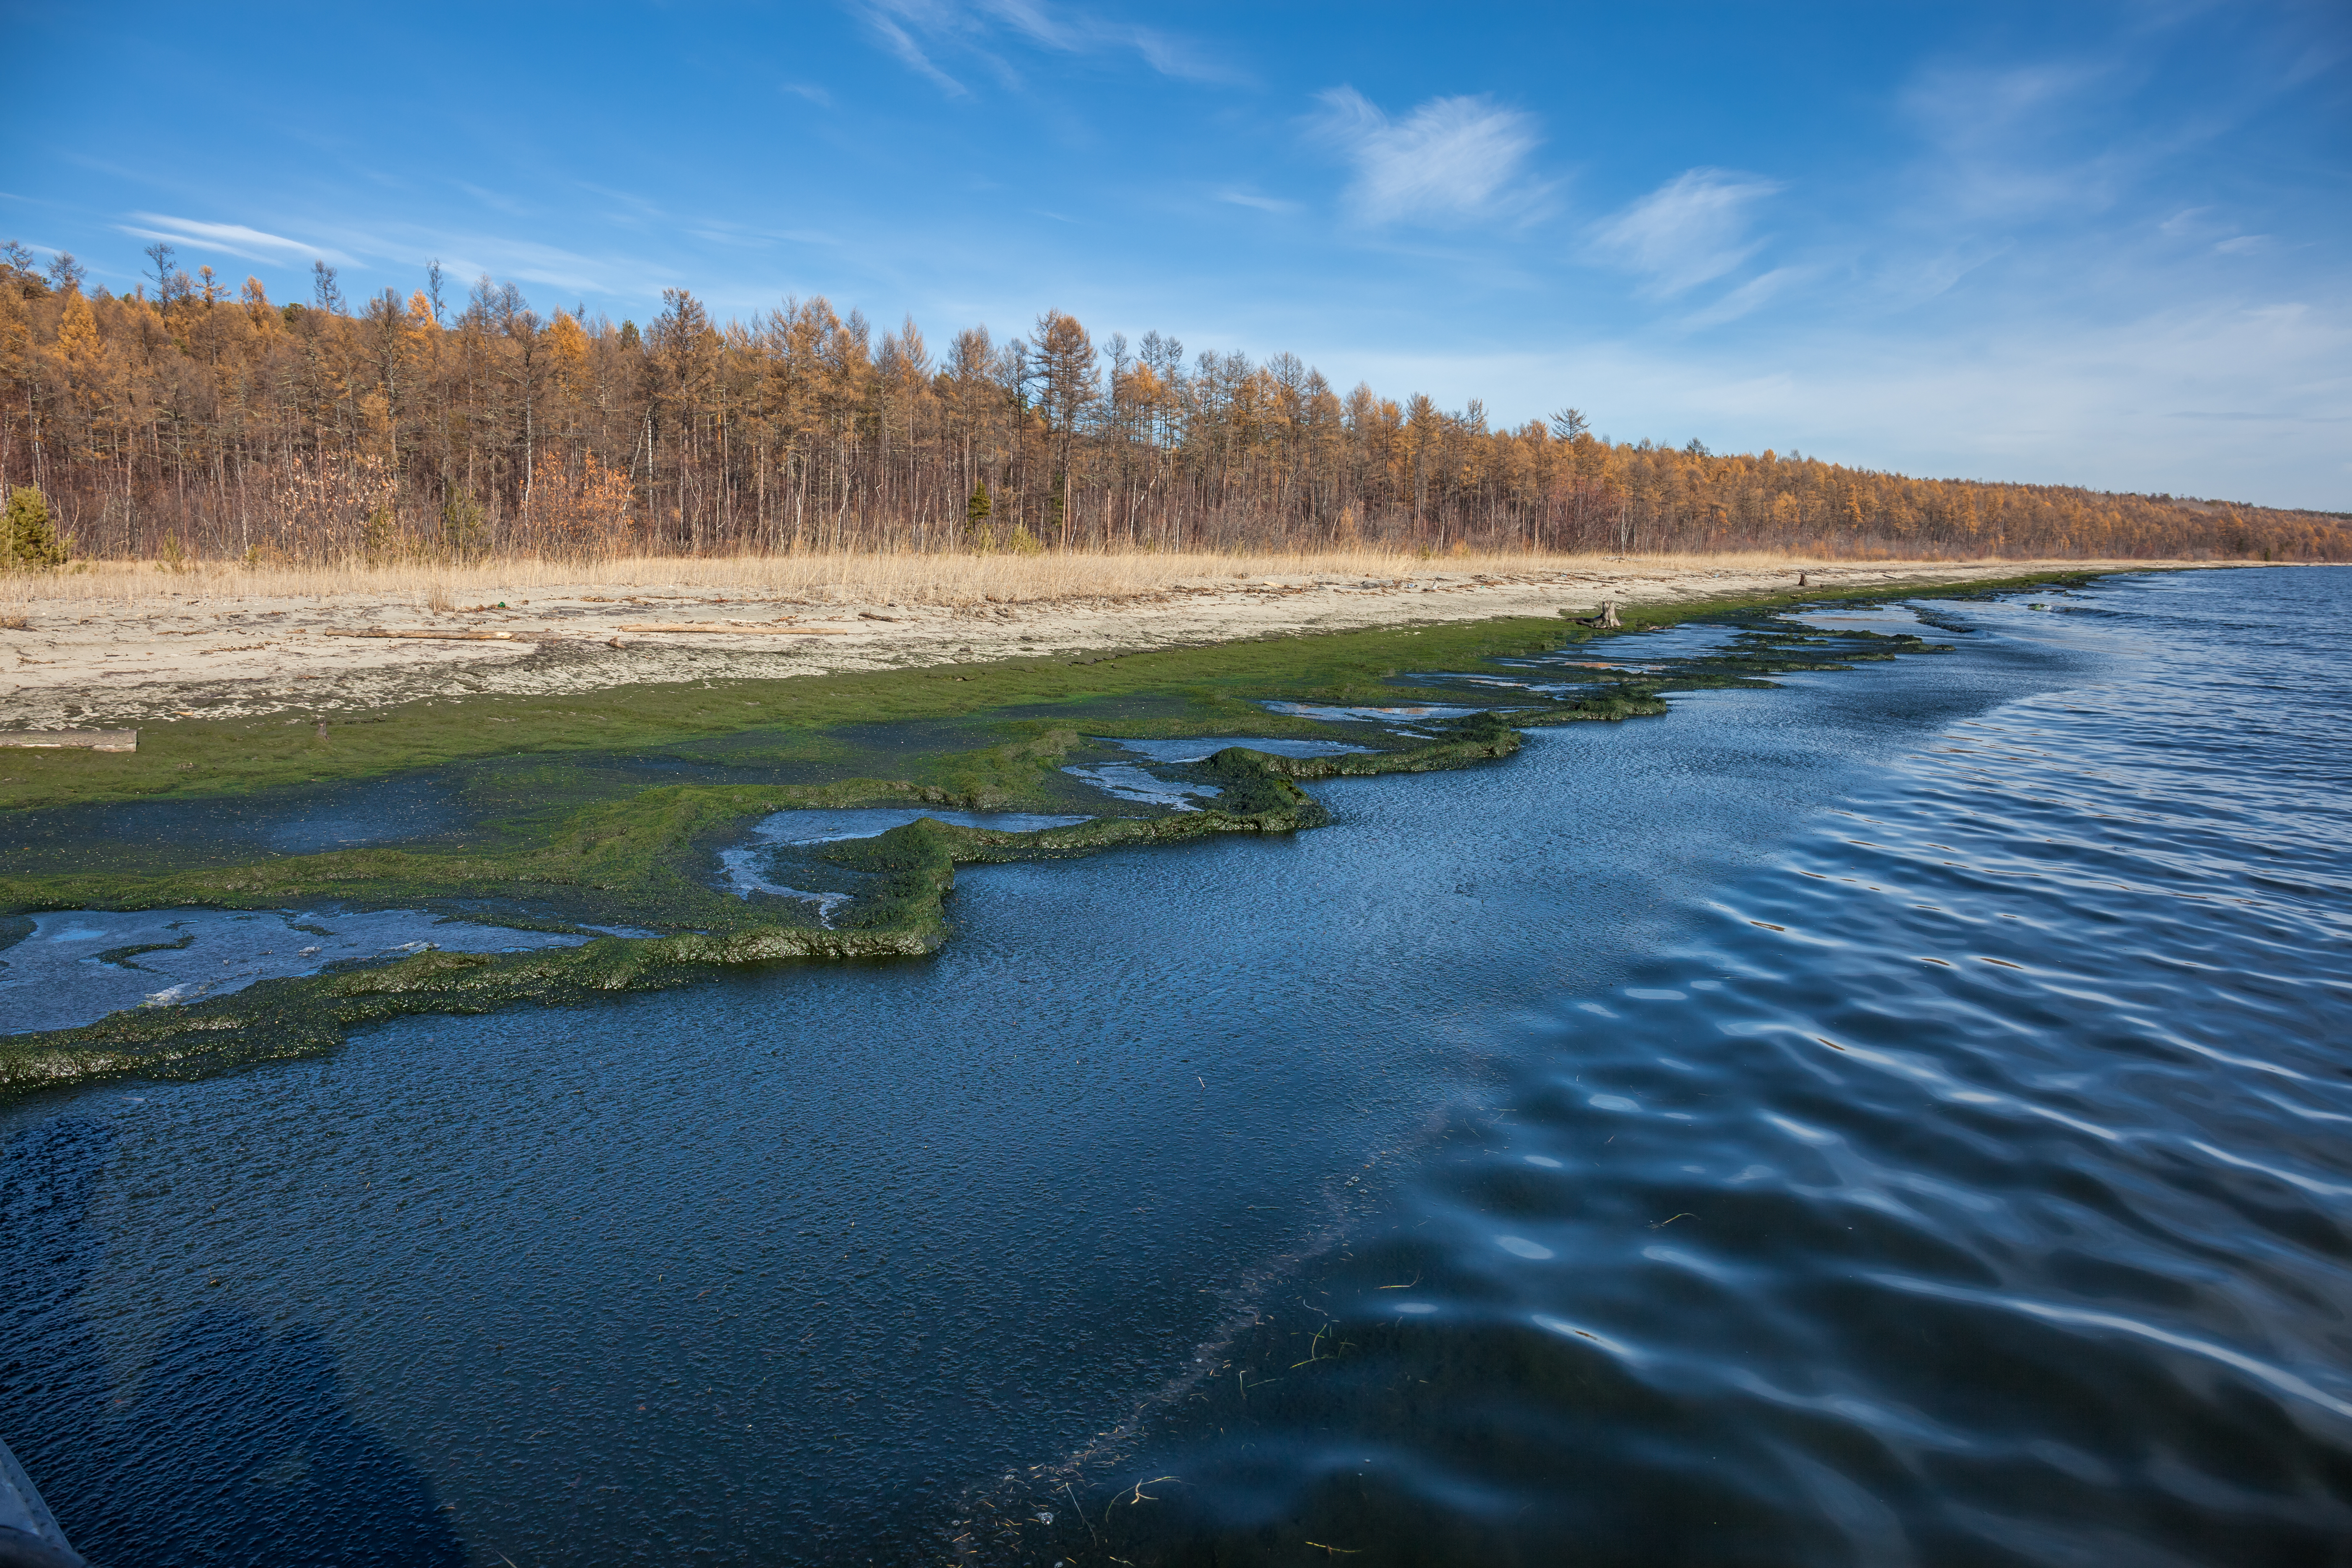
[10,0,2348,507]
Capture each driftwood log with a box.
[0,729,137,752]
[616,623,851,635]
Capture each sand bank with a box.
[0,555,2209,728]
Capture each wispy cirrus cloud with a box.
[400,231,655,299]
[861,5,967,94]
[977,0,1227,78]
[1217,188,1298,215]
[1310,87,1543,227]
[1678,265,1812,330]
[1899,61,2130,221]
[118,213,351,266]
[1587,170,1783,297]
[851,0,1231,97]
[457,183,531,217]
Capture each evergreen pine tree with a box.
[4,487,67,568]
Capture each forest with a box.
[3,241,2344,566]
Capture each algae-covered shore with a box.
[0,571,2100,1098]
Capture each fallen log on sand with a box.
[616,623,851,635]
[325,629,517,641]
[0,729,138,752]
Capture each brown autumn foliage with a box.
[1,241,2343,566]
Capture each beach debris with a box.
[618,622,851,635]
[0,728,137,751]
[326,628,516,641]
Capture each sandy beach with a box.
[0,554,2199,730]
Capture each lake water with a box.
[3,568,2346,1565]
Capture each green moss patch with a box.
[0,569,2103,1099]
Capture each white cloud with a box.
[1879,240,2011,308]
[1903,61,2104,152]
[436,235,651,298]
[852,0,1230,95]
[862,7,969,95]
[1898,62,2128,221]
[458,183,531,217]
[575,183,667,222]
[119,214,350,266]
[1311,87,1542,227]
[1217,189,1298,214]
[1587,170,1783,296]
[1329,296,2352,508]
[688,221,838,249]
[1679,266,1811,330]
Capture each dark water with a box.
[5,570,2347,1565]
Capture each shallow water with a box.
[1067,730,1378,810]
[1263,700,1483,729]
[1059,761,1225,809]
[0,909,590,1035]
[716,807,1099,919]
[1105,736,1367,763]
[3,569,2346,1566]
[731,805,1094,849]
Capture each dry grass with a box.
[4,545,1907,610]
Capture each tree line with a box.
[2,241,2343,566]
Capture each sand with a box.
[0,556,2200,729]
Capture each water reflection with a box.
[0,1116,464,1565]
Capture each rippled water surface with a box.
[4,569,2347,1566]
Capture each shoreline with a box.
[0,564,2124,1096]
[0,554,2225,732]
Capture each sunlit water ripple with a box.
[1091,569,2352,1566]
[3,569,2345,1566]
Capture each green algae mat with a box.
[0,573,2099,1098]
